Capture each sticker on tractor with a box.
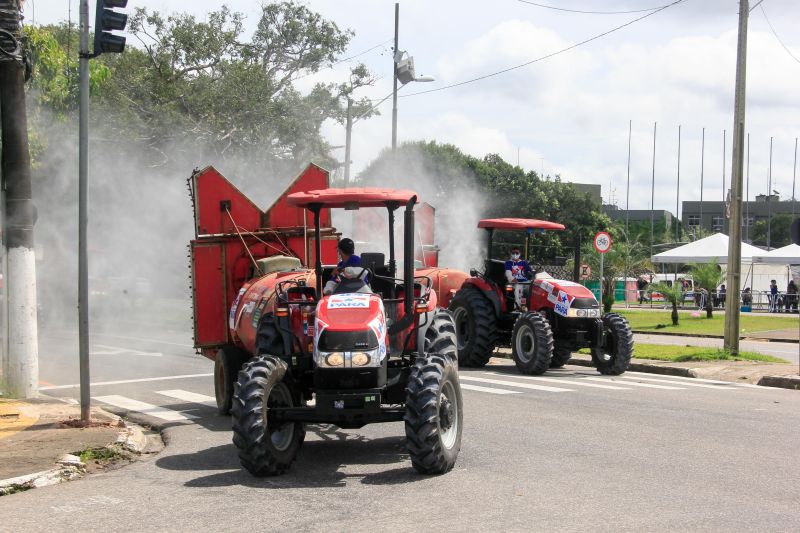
[229,288,246,329]
[328,293,371,309]
[554,290,573,317]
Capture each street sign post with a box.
[594,232,612,302]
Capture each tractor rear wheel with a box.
[511,312,553,375]
[448,288,496,367]
[550,344,573,369]
[591,313,634,375]
[404,353,462,475]
[231,355,305,476]
[214,345,248,415]
[423,309,458,363]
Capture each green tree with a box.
[752,213,792,248]
[690,260,724,318]
[648,282,684,326]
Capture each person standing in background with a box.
[768,280,779,313]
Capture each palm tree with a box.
[579,236,653,312]
[648,282,684,326]
[691,260,725,318]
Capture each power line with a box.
[759,4,800,65]
[403,0,687,97]
[292,38,392,82]
[516,0,673,15]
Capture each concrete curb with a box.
[0,411,149,496]
[757,375,800,390]
[633,329,799,344]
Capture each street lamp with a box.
[391,3,434,151]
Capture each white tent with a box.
[752,243,800,264]
[651,233,763,264]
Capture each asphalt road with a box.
[2,325,799,532]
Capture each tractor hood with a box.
[315,293,388,355]
[534,278,599,315]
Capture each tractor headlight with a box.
[324,352,345,367]
[566,308,600,318]
[316,348,381,368]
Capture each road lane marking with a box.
[580,377,684,390]
[615,375,737,390]
[460,376,572,392]
[93,395,197,421]
[157,389,217,406]
[92,344,162,357]
[485,372,631,390]
[40,373,213,391]
[460,383,522,395]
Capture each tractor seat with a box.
[485,259,508,286]
[361,252,394,298]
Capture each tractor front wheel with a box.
[511,312,553,375]
[214,345,248,415]
[404,353,463,475]
[591,313,634,375]
[448,288,497,368]
[231,355,305,476]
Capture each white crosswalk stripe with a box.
[579,377,684,390]
[485,372,631,390]
[94,395,198,422]
[614,375,737,390]
[460,383,522,395]
[621,370,764,388]
[157,389,217,406]
[460,375,572,392]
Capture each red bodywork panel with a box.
[288,187,418,208]
[478,218,565,231]
[416,267,470,309]
[190,164,338,353]
[529,278,597,314]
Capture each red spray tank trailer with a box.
[189,165,463,476]
[446,218,633,375]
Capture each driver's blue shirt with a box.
[333,254,369,283]
[505,259,532,282]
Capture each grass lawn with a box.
[579,343,788,363]
[614,309,798,337]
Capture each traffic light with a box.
[93,0,128,56]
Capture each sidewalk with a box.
[0,398,149,495]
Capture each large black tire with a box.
[550,344,573,369]
[404,353,462,475]
[591,313,634,375]
[511,312,553,375]
[448,288,497,368]
[231,355,305,476]
[256,313,284,356]
[214,345,248,415]
[423,309,458,363]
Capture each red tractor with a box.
[447,218,633,375]
[190,165,462,476]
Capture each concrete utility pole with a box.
[343,98,352,185]
[78,0,91,421]
[1,0,39,398]
[724,0,749,355]
[391,2,399,151]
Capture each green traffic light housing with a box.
[93,0,128,56]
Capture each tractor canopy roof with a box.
[478,218,565,231]
[287,187,418,209]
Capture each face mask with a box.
[511,253,520,260]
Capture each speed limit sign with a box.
[593,232,612,254]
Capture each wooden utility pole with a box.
[0,0,39,397]
[724,0,749,355]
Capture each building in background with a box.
[569,183,602,206]
[682,194,793,241]
[602,205,674,232]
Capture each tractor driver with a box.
[323,238,371,295]
[505,246,533,283]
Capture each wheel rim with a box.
[515,324,535,364]
[452,306,469,351]
[438,380,459,450]
[265,382,294,451]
